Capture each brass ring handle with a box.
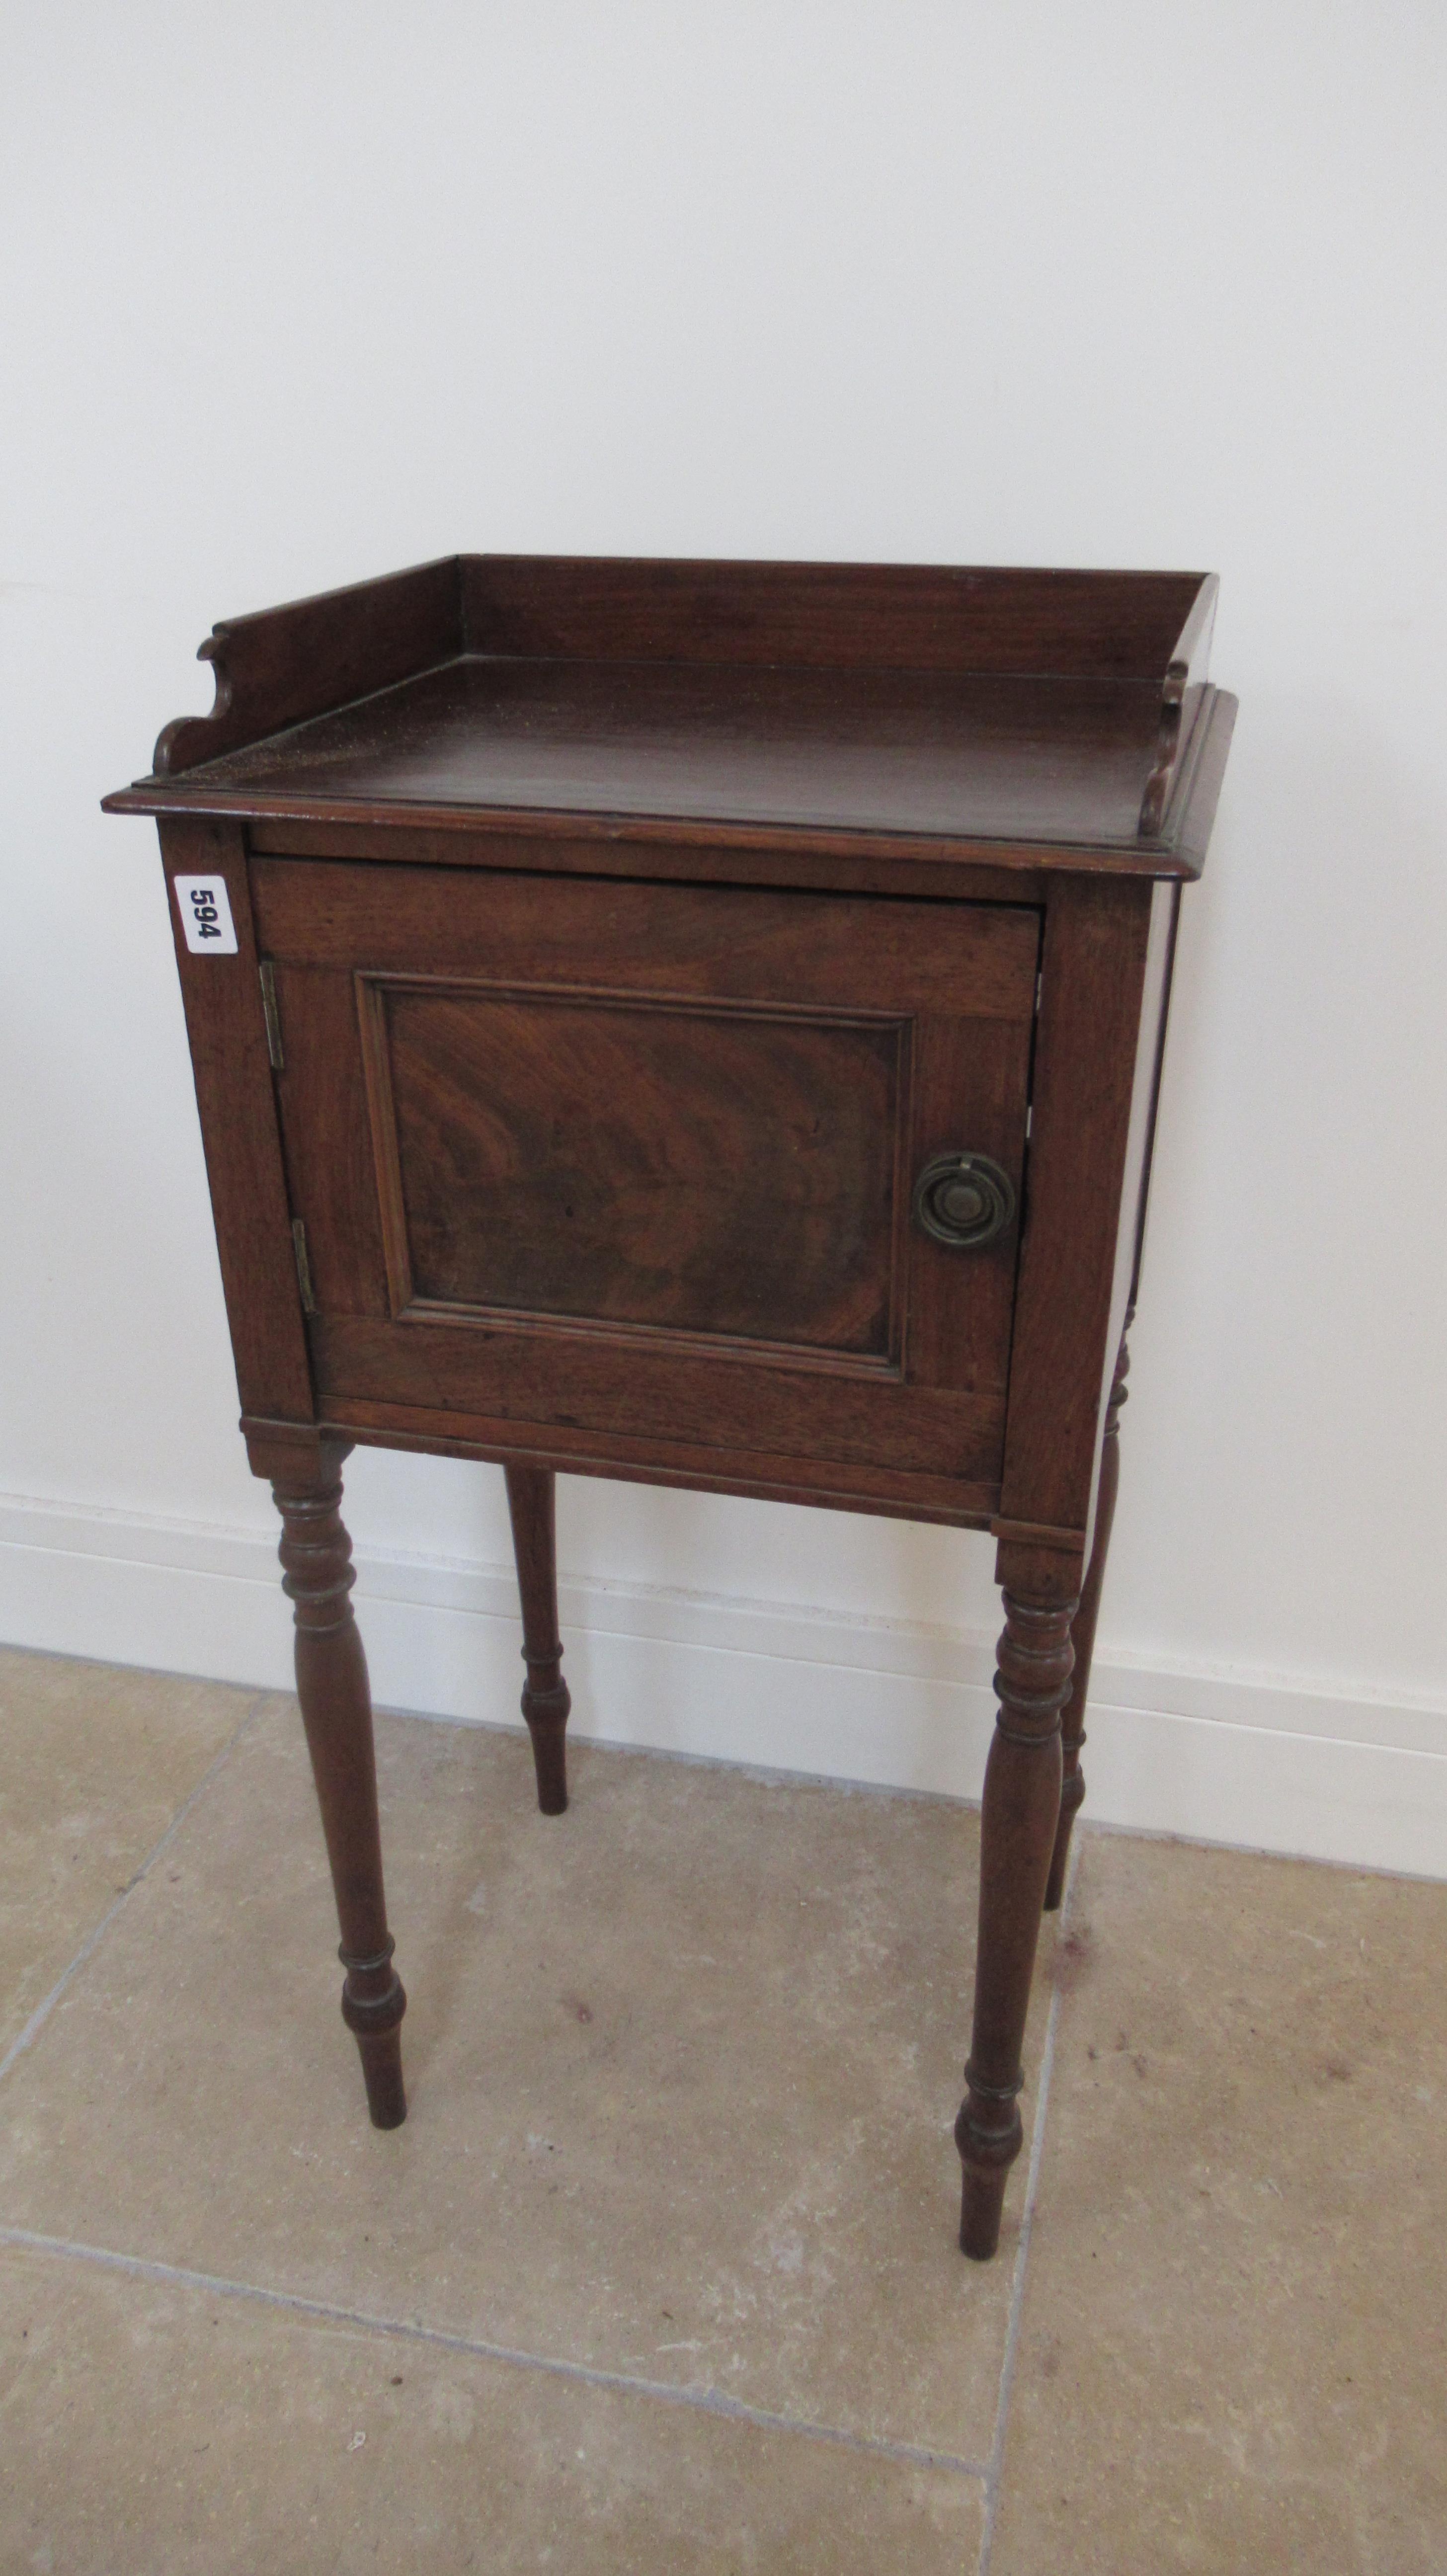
[913,1151,1016,1251]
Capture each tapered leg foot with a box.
[271,1439,407,2128]
[505,1464,571,1816]
[340,1937,408,2128]
[345,2011,407,2129]
[524,1690,570,1816]
[957,2078,1021,2260]
[956,1553,1081,2257]
[1044,1323,1131,1913]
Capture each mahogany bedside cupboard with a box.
[103,554,1234,2262]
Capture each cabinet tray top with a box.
[102,552,1229,875]
[103,552,1234,2266]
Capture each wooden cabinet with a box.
[257,858,1038,1512]
[105,552,1234,2261]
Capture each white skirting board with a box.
[1,1494,1443,1881]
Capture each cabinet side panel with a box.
[158,817,315,1424]
[1070,876,1180,1553]
[997,877,1152,1536]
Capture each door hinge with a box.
[291,1218,317,1317]
[259,960,284,1070]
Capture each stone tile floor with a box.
[0,1640,1443,2572]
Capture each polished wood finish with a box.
[995,876,1151,1540]
[504,1465,571,1816]
[156,817,314,1425]
[142,657,1187,847]
[247,849,1039,1009]
[255,858,1035,1514]
[374,981,905,1351]
[1045,1319,1132,1913]
[246,810,1050,906]
[958,1545,1082,2258]
[105,553,1234,2262]
[105,554,1231,878]
[460,554,1207,676]
[153,558,462,779]
[267,1435,406,2127]
[263,1392,1004,1528]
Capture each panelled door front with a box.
[250,858,1040,1521]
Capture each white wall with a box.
[3,2,1445,1871]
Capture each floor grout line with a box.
[1,1669,1055,2511]
[975,1835,1082,2576]
[0,2223,990,2481]
[0,1690,270,2094]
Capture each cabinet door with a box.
[250,858,1039,1524]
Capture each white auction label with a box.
[173,873,239,955]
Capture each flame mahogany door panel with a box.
[250,858,1040,1520]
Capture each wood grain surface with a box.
[104,554,1229,876]
[366,979,906,1355]
[255,858,1036,1502]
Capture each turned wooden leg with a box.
[1044,1317,1132,1913]
[957,1546,1082,2260]
[272,1439,407,2129]
[504,1463,571,1816]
